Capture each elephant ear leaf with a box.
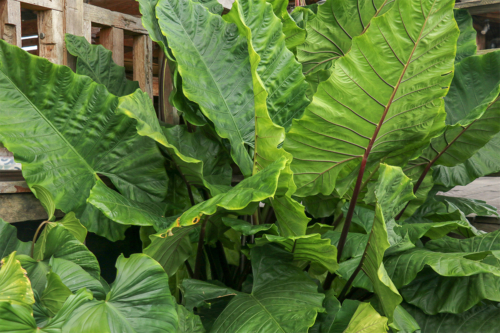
[0,218,31,259]
[404,302,500,333]
[209,245,324,332]
[40,271,72,316]
[0,39,169,241]
[433,131,500,187]
[266,0,306,53]
[63,254,178,332]
[412,51,500,169]
[226,0,309,130]
[117,90,231,196]
[0,288,94,333]
[343,302,389,333]
[32,185,56,222]
[285,0,458,197]
[297,0,393,77]
[454,9,477,62]
[176,157,287,231]
[254,233,338,272]
[0,252,34,306]
[143,225,198,277]
[65,34,140,97]
[340,165,411,323]
[155,0,255,177]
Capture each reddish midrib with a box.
[336,3,436,262]
[395,121,474,220]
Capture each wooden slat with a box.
[83,3,147,35]
[158,52,178,124]
[19,0,63,11]
[100,26,124,66]
[83,18,91,42]
[64,0,84,70]
[0,0,22,47]
[37,8,64,64]
[133,34,153,98]
[455,0,500,14]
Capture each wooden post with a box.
[100,27,124,66]
[83,19,91,43]
[0,0,21,47]
[133,34,153,99]
[63,0,84,70]
[158,51,179,124]
[38,9,65,65]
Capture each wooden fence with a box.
[0,0,153,97]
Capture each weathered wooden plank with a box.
[19,0,63,11]
[64,0,84,70]
[0,0,22,47]
[38,8,64,64]
[158,52,178,124]
[133,34,153,98]
[83,19,91,42]
[455,0,500,14]
[100,26,124,66]
[83,3,147,35]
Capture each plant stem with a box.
[264,206,275,224]
[194,216,209,279]
[332,212,344,228]
[338,251,367,301]
[31,221,49,258]
[395,124,471,220]
[185,261,194,278]
[215,240,231,284]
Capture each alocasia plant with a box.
[1,0,500,331]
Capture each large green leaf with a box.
[0,39,168,241]
[32,185,56,221]
[345,165,410,322]
[404,302,500,332]
[177,304,205,333]
[40,271,72,316]
[155,0,255,176]
[384,247,500,295]
[209,245,324,332]
[226,0,309,130]
[176,157,287,230]
[0,252,34,306]
[224,0,310,236]
[0,288,93,333]
[35,212,88,258]
[222,217,279,236]
[87,179,168,228]
[65,34,140,97]
[63,254,178,332]
[454,9,477,62]
[49,257,106,300]
[143,225,198,277]
[297,0,393,76]
[412,51,500,168]
[0,218,30,259]
[343,302,389,333]
[254,233,339,272]
[310,289,341,333]
[21,224,100,294]
[433,132,500,187]
[117,91,231,196]
[266,0,306,53]
[285,0,457,197]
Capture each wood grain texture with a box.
[133,34,153,98]
[37,8,64,64]
[100,26,124,66]
[0,0,21,47]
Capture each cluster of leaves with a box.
[2,0,500,330]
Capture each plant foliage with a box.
[1,0,500,331]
